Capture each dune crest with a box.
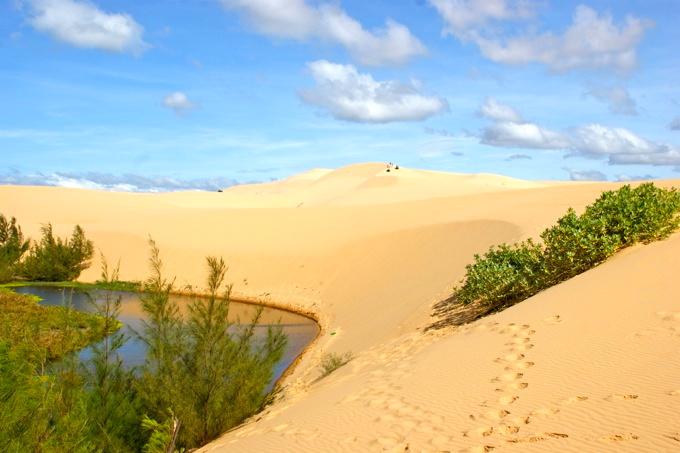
[1,165,678,452]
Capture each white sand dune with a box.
[1,163,678,452]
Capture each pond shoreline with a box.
[11,282,321,391]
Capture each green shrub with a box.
[20,223,94,282]
[454,239,545,309]
[583,183,680,246]
[452,183,680,312]
[541,208,620,282]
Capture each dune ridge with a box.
[1,163,678,452]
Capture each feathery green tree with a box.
[137,239,287,449]
[0,214,30,283]
[21,223,94,281]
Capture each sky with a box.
[1,0,679,192]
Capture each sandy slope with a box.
[1,162,678,452]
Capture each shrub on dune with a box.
[453,183,680,311]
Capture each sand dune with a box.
[1,163,678,452]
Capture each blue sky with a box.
[1,0,679,191]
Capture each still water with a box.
[15,286,318,384]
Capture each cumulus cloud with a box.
[0,170,238,192]
[298,60,449,123]
[477,96,523,123]
[221,0,427,66]
[477,97,570,149]
[163,92,201,116]
[25,0,149,55]
[429,0,540,39]
[563,167,608,181]
[476,98,680,166]
[586,85,638,115]
[431,2,652,73]
[570,124,680,165]
[475,5,651,73]
[481,122,571,149]
[670,117,680,130]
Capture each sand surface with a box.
[1,162,678,452]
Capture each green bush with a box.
[583,183,680,245]
[20,223,94,282]
[541,208,620,282]
[453,183,680,311]
[454,239,545,308]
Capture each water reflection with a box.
[15,286,318,383]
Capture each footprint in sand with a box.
[464,426,494,438]
[495,424,521,435]
[500,382,529,392]
[464,445,496,453]
[503,352,524,362]
[514,330,536,336]
[658,311,680,322]
[506,337,531,345]
[507,415,530,425]
[544,315,561,324]
[499,323,530,334]
[609,394,639,401]
[482,409,511,420]
[561,395,588,404]
[531,407,560,416]
[495,395,518,405]
[599,433,639,442]
[670,390,680,397]
[505,435,547,443]
[512,343,534,351]
[505,361,534,371]
[492,372,523,383]
[505,432,568,444]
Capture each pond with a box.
[14,286,319,386]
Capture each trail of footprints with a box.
[462,317,673,452]
[340,332,458,451]
[464,319,576,451]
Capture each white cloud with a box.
[221,0,427,66]
[572,124,665,156]
[429,0,540,38]
[563,167,607,181]
[432,3,652,73]
[298,60,449,123]
[163,92,200,116]
[586,85,638,115]
[571,124,680,165]
[481,122,571,149]
[480,5,651,73]
[477,96,523,123]
[477,97,570,149]
[26,0,150,55]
